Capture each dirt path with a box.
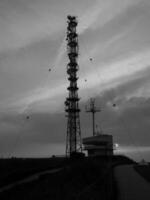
[0,168,62,193]
[114,164,150,200]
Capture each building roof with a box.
[82,134,113,145]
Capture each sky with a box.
[0,0,150,161]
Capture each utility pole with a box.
[65,16,82,157]
[86,98,101,136]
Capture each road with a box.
[0,168,62,193]
[114,164,150,200]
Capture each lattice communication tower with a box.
[65,16,82,156]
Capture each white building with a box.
[82,134,113,156]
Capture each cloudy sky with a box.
[0,0,150,161]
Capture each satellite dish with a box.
[65,101,69,106]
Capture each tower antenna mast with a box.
[86,98,101,136]
[65,15,82,157]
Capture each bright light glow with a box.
[115,143,119,148]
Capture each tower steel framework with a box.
[65,15,82,156]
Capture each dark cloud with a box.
[93,66,150,107]
[0,111,66,156]
[1,90,150,159]
[0,63,150,158]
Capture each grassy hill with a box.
[0,155,135,200]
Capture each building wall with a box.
[88,149,113,156]
[83,134,113,157]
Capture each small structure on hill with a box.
[83,99,113,156]
[83,134,113,156]
[138,159,149,166]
